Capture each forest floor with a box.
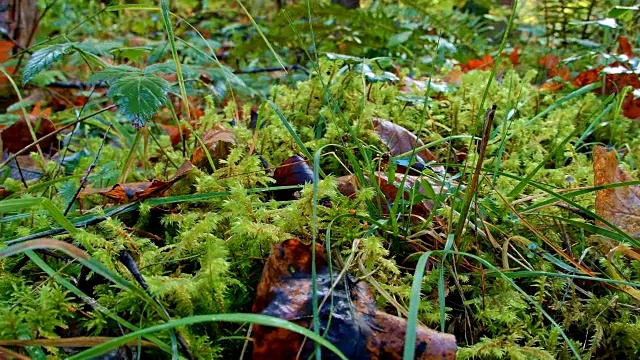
[1,1,640,359]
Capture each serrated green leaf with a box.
[144,62,200,79]
[107,74,170,128]
[89,65,142,83]
[23,43,73,84]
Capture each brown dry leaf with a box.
[80,161,194,203]
[617,36,634,58]
[622,93,640,119]
[0,115,56,154]
[190,128,236,169]
[372,117,439,167]
[593,146,640,236]
[252,239,457,360]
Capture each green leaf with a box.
[23,43,73,84]
[325,52,364,64]
[67,314,348,360]
[145,62,200,79]
[89,65,142,83]
[387,31,413,47]
[107,74,170,128]
[608,5,639,19]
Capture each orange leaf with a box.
[539,53,560,71]
[509,47,520,66]
[539,81,565,92]
[460,54,493,72]
[572,67,602,87]
[622,93,640,119]
[80,161,194,203]
[161,124,190,147]
[593,146,640,236]
[617,36,634,58]
[503,47,519,66]
[252,239,457,360]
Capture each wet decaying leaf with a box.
[80,161,194,203]
[190,127,236,169]
[272,155,314,200]
[252,239,457,360]
[0,115,57,154]
[372,117,441,173]
[593,146,640,236]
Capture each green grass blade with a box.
[67,314,347,360]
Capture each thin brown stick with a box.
[453,104,497,242]
[0,345,30,360]
[0,336,155,348]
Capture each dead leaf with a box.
[252,239,457,360]
[618,36,634,58]
[538,53,571,92]
[336,172,444,222]
[460,54,493,72]
[572,63,639,94]
[80,161,194,203]
[372,117,443,174]
[272,155,314,201]
[539,53,560,73]
[502,47,519,66]
[0,115,56,154]
[622,93,640,119]
[593,146,640,236]
[190,128,235,169]
[161,124,190,147]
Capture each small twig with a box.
[51,86,101,180]
[13,157,29,189]
[124,227,165,246]
[453,104,497,242]
[63,124,112,215]
[236,63,309,75]
[118,251,194,360]
[0,345,30,360]
[554,202,596,221]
